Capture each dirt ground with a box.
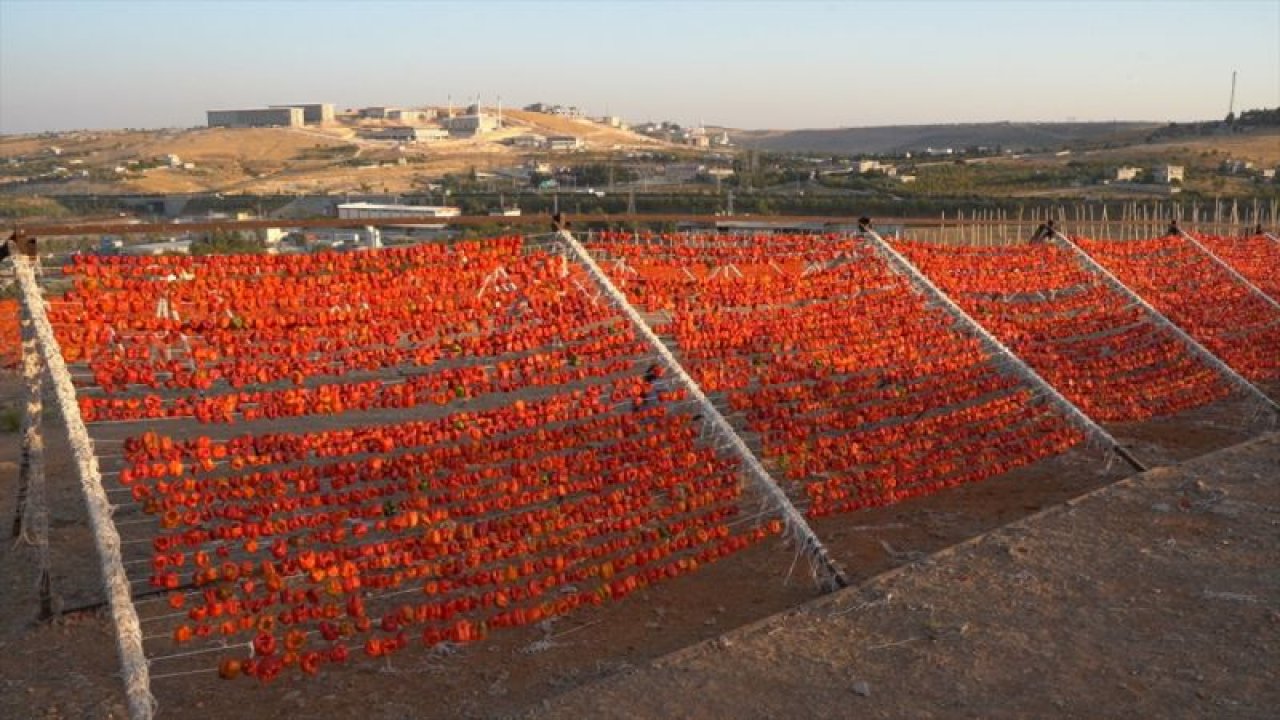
[536,431,1280,720]
[0,367,1273,719]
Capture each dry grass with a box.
[1084,128,1280,166]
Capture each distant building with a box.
[699,166,735,180]
[509,133,547,149]
[207,107,302,128]
[684,127,710,148]
[443,113,499,137]
[386,109,431,124]
[1115,166,1142,182]
[1221,159,1255,174]
[120,239,193,256]
[336,202,461,220]
[358,106,398,119]
[546,136,583,151]
[359,126,448,142]
[269,103,335,125]
[1153,165,1184,184]
[855,159,897,176]
[524,103,582,118]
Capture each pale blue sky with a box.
[1,0,1277,134]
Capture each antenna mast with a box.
[1228,70,1237,118]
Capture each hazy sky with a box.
[1,0,1277,134]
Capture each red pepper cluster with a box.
[1193,233,1280,301]
[53,239,777,682]
[896,240,1233,421]
[0,298,19,369]
[588,232,1085,518]
[1078,235,1280,381]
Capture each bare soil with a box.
[536,431,1280,720]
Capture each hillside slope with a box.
[734,121,1160,155]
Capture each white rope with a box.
[1178,230,1280,311]
[1052,232,1278,412]
[13,257,156,720]
[18,308,53,617]
[860,229,1146,472]
[555,229,847,591]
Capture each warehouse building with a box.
[269,103,335,125]
[207,107,303,128]
[336,202,461,220]
[443,112,500,137]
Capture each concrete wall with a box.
[208,108,303,128]
[270,104,334,124]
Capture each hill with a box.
[0,113,666,196]
[732,121,1161,155]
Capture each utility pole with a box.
[1227,70,1237,119]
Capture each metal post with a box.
[1052,231,1278,413]
[12,257,155,720]
[860,228,1147,473]
[1177,230,1280,310]
[555,228,848,591]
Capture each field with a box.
[732,120,1162,156]
[0,227,1278,719]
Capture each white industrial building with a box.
[337,202,461,220]
[386,109,431,124]
[358,106,397,119]
[546,136,583,151]
[269,103,335,125]
[856,159,897,175]
[444,113,500,137]
[509,133,547,149]
[1115,166,1142,182]
[207,107,303,128]
[1153,165,1185,184]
